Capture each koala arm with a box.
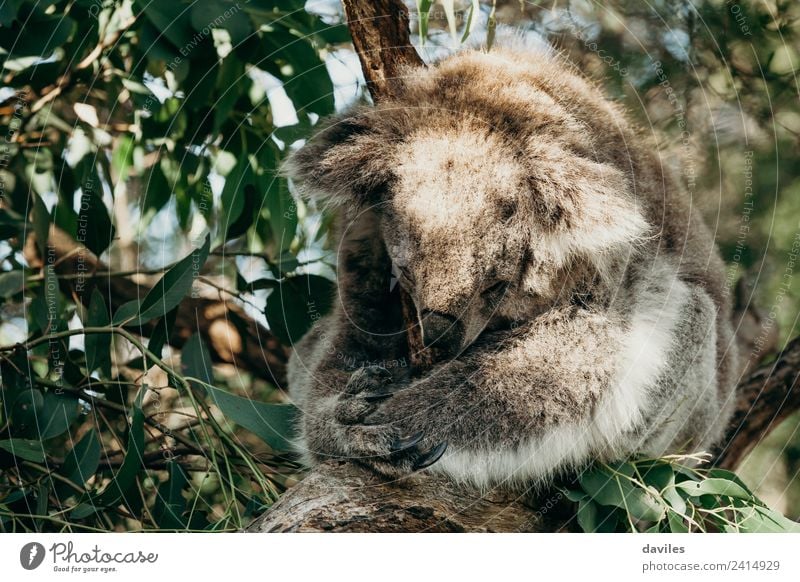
[364,304,637,484]
[334,278,720,486]
[287,210,411,462]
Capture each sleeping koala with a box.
[283,43,739,488]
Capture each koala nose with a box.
[420,310,464,355]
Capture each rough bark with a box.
[245,0,798,533]
[246,460,553,533]
[341,0,424,100]
[716,335,800,470]
[341,0,435,373]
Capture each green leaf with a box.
[667,509,689,533]
[138,235,210,322]
[266,177,297,256]
[417,0,434,43]
[563,489,588,503]
[0,206,25,240]
[181,333,213,386]
[112,299,142,326]
[190,0,252,45]
[264,274,334,345]
[134,1,194,49]
[77,189,115,256]
[10,388,44,435]
[213,58,245,135]
[60,429,101,488]
[730,504,800,533]
[576,498,620,533]
[70,503,97,520]
[707,468,755,495]
[675,478,752,500]
[261,26,335,116]
[0,0,21,27]
[38,391,80,440]
[0,15,76,59]
[0,439,45,462]
[32,192,50,257]
[153,462,188,530]
[663,485,687,517]
[579,465,663,522]
[85,289,111,374]
[641,461,687,516]
[95,389,146,506]
[147,307,179,359]
[577,498,599,532]
[142,160,172,214]
[461,0,480,43]
[639,461,674,491]
[486,2,497,49]
[207,385,297,451]
[181,334,297,450]
[221,155,254,236]
[111,134,135,182]
[0,270,25,298]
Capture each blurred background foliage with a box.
[0,0,798,531]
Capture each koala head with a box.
[284,49,651,355]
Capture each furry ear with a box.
[281,112,394,208]
[528,153,651,264]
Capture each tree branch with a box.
[716,335,800,470]
[246,460,547,532]
[340,0,424,100]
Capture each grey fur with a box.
[283,44,739,488]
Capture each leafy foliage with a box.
[567,456,800,533]
[0,0,344,532]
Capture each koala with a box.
[282,43,739,489]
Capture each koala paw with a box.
[328,366,448,477]
[341,425,448,478]
[334,365,397,425]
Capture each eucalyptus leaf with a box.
[85,289,111,374]
[181,334,297,450]
[0,439,45,462]
[95,389,146,506]
[153,462,188,530]
[38,392,81,440]
[112,299,142,326]
[730,504,800,533]
[32,192,50,257]
[675,478,752,500]
[138,235,210,322]
[207,385,297,451]
[0,271,25,298]
[59,429,101,488]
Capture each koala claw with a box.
[363,386,396,402]
[390,431,425,452]
[412,441,448,471]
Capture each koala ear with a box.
[281,113,393,208]
[528,155,651,262]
